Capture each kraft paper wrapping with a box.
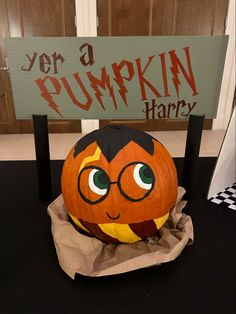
[48,187,193,278]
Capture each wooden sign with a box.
[6,36,228,120]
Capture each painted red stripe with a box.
[129,220,158,239]
[68,216,89,235]
[79,220,120,243]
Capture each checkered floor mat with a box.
[210,183,236,210]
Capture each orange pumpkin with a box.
[61,125,178,243]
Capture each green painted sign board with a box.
[6,36,228,120]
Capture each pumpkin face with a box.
[61,126,178,243]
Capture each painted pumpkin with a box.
[61,125,178,244]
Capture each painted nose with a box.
[105,184,122,220]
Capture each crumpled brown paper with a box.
[47,187,193,278]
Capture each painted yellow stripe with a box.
[79,146,101,172]
[154,212,169,229]
[69,213,91,234]
[99,223,141,243]
[72,146,100,234]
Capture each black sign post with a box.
[182,114,205,200]
[32,114,52,201]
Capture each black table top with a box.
[0,158,235,314]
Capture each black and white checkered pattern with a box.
[210,183,236,210]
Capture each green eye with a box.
[89,169,110,195]
[134,163,154,190]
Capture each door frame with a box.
[75,0,99,133]
[75,0,235,133]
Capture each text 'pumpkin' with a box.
[61,125,178,244]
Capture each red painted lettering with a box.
[51,52,65,74]
[112,60,135,107]
[61,73,92,111]
[159,53,170,97]
[169,47,198,97]
[87,67,117,110]
[21,52,37,71]
[35,76,63,117]
[135,56,162,101]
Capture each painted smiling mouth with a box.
[106,212,121,220]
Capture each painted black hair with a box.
[73,125,158,162]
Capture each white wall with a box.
[208,107,236,198]
[213,0,235,130]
